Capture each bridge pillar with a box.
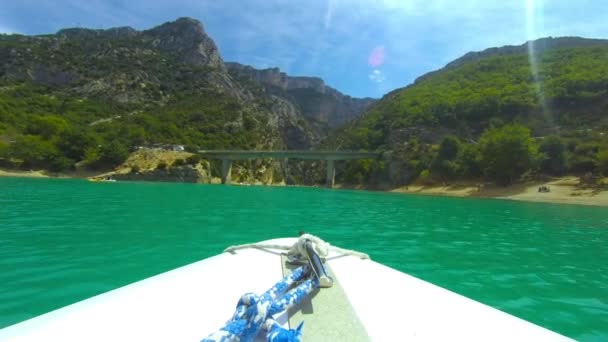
[221,159,232,184]
[326,159,335,188]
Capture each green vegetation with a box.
[186,154,201,165]
[0,25,276,172]
[2,29,607,189]
[430,136,461,181]
[598,149,608,175]
[478,125,537,185]
[332,39,608,186]
[172,158,186,167]
[539,136,567,175]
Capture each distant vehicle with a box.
[134,144,184,152]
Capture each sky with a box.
[1,0,607,98]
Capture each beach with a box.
[2,168,606,207]
[0,169,49,178]
[0,169,100,179]
[392,177,608,207]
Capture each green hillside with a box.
[331,37,608,185]
[0,19,284,172]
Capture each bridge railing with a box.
[197,150,381,161]
[197,150,382,187]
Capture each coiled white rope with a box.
[224,234,370,260]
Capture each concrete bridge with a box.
[198,150,381,187]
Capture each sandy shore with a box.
[3,168,606,207]
[391,177,608,207]
[0,168,101,179]
[0,169,49,178]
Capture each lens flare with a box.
[525,0,552,124]
[368,45,385,68]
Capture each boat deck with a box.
[0,238,572,341]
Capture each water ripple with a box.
[0,178,607,340]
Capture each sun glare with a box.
[525,0,551,124]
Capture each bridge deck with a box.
[197,150,380,160]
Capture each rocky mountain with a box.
[226,62,375,128]
[0,17,370,177]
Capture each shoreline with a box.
[0,169,51,178]
[0,168,102,179]
[2,168,606,207]
[390,177,608,207]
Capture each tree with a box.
[430,136,461,180]
[186,154,201,165]
[0,141,8,159]
[457,144,482,178]
[56,129,99,161]
[9,135,59,168]
[569,142,599,173]
[538,136,567,175]
[48,156,75,172]
[478,124,537,185]
[437,136,460,160]
[97,141,129,167]
[26,115,69,139]
[173,158,186,167]
[598,149,608,175]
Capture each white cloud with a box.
[369,69,386,83]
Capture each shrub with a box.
[186,154,201,165]
[49,156,75,172]
[418,169,433,185]
[97,141,129,168]
[156,161,167,170]
[569,143,599,173]
[430,136,461,180]
[539,136,567,175]
[131,165,140,173]
[478,124,537,185]
[598,149,608,175]
[0,141,8,159]
[457,144,482,178]
[173,158,186,167]
[9,135,58,168]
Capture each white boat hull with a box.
[0,238,571,341]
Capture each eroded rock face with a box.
[113,164,212,183]
[226,62,376,127]
[143,17,225,70]
[269,95,321,149]
[0,17,350,155]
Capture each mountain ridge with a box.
[416,36,608,84]
[226,62,375,128]
[2,18,607,188]
[329,36,608,187]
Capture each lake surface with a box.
[1,177,607,340]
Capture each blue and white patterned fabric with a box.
[202,266,319,342]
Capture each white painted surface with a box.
[0,238,572,341]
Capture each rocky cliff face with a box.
[226,62,376,128]
[143,17,225,70]
[1,18,254,103]
[0,18,328,150]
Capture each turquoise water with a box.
[1,177,607,340]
